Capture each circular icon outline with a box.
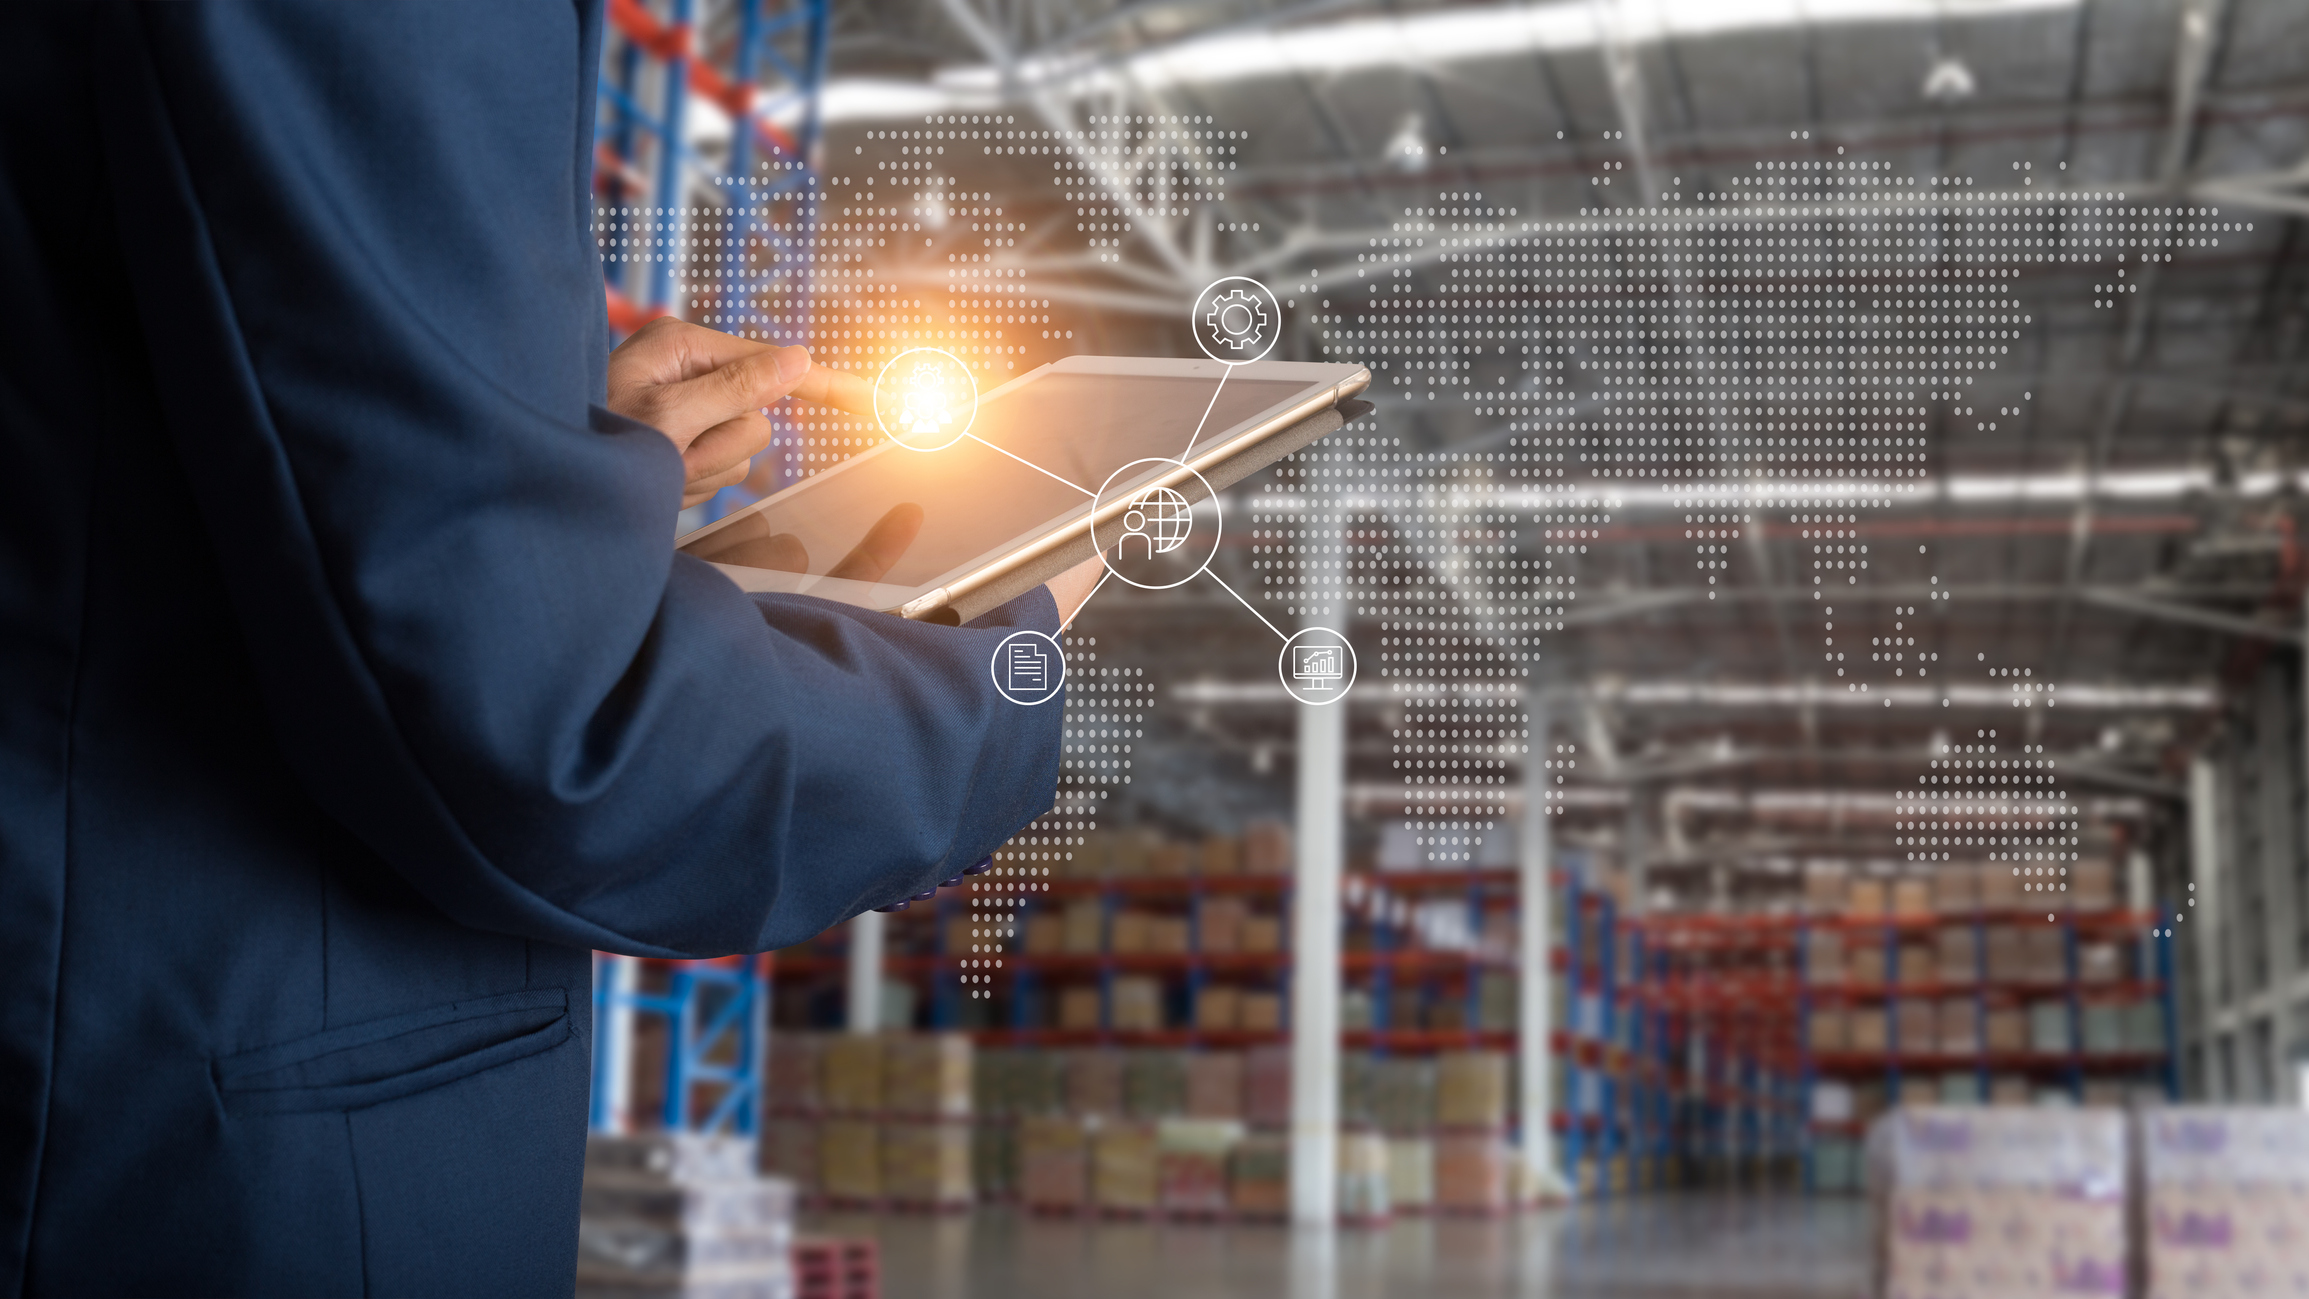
[1278,627,1357,706]
[1090,459,1222,591]
[1191,276,1282,365]
[874,347,979,452]
[990,629,1067,706]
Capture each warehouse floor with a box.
[805,1193,1869,1298]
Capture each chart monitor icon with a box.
[1292,645,1343,691]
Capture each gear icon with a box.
[1205,288,1269,350]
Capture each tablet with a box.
[678,356,1371,622]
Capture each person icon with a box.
[1117,486,1192,560]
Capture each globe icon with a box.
[1120,486,1193,557]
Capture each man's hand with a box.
[607,317,873,508]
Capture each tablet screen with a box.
[679,360,1348,608]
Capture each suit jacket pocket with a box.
[213,987,570,1115]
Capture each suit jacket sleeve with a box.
[96,1,1062,956]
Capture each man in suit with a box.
[0,5,1092,1293]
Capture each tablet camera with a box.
[1190,277,1281,364]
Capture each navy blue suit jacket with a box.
[0,5,1059,1293]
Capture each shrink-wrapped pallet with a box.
[1245,1045,1291,1127]
[1434,1130,1509,1214]
[972,1120,1017,1200]
[880,1119,972,1208]
[1337,1131,1392,1223]
[882,1033,972,1119]
[1386,1136,1435,1211]
[1067,1049,1125,1118]
[1338,1051,1378,1129]
[579,1134,795,1299]
[1436,1051,1508,1129]
[1228,1133,1291,1218]
[1869,1107,2125,1299]
[1018,1115,1092,1212]
[1093,1120,1161,1213]
[1123,1049,1188,1119]
[2141,1108,2309,1299]
[1156,1118,1241,1215]
[1186,1050,1244,1119]
[1372,1057,1437,1134]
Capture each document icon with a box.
[1005,641,1051,692]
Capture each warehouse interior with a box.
[579,0,2309,1295]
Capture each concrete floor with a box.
[804,1194,1870,1299]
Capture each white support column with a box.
[1520,700,1572,1199]
[600,954,639,1134]
[2188,754,2225,1096]
[1289,508,1344,1228]
[846,911,886,1035]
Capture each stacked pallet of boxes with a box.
[972,1048,1064,1200]
[1868,1107,2126,1299]
[1434,1051,1510,1214]
[580,1134,795,1299]
[882,1034,973,1209]
[2140,1108,2309,1298]
[818,1036,883,1205]
[761,1032,825,1197]
[1374,1057,1437,1213]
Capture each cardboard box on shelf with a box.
[1112,976,1164,1032]
[1110,909,1154,954]
[1985,1006,2029,1055]
[1989,1074,2032,1106]
[1805,866,1850,914]
[1804,930,1846,984]
[1239,991,1283,1033]
[1848,942,1888,987]
[1058,985,1102,1033]
[1847,878,1889,918]
[1197,897,1248,954]
[2125,1001,2168,1053]
[2028,1000,2072,1054]
[1187,1051,1244,1119]
[2022,927,2067,983]
[2076,941,2122,985]
[1894,1000,1936,1054]
[1936,1072,1981,1105]
[1848,1010,1890,1054]
[1241,913,1283,954]
[1896,943,1935,987]
[1195,984,1242,1032]
[2071,858,2116,911]
[1200,835,1241,877]
[1936,928,1979,985]
[1244,820,1293,875]
[1148,842,1193,878]
[1024,913,1066,955]
[1809,1007,1848,1054]
[1984,925,2027,982]
[1932,863,1980,914]
[1891,878,1932,918]
[1980,864,2025,910]
[1148,915,1192,955]
[1062,899,1105,954]
[1373,1057,1437,1134]
[1937,999,1979,1056]
[2079,1003,2126,1057]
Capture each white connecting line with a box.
[965,432,1095,497]
[1179,366,1230,460]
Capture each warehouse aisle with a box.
[805,1193,1868,1298]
